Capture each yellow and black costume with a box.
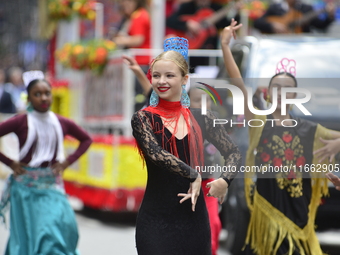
[244,114,331,255]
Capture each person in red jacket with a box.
[112,0,151,111]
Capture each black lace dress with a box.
[131,109,241,255]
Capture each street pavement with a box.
[1,179,339,255]
[0,205,231,255]
[0,179,230,255]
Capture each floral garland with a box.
[48,0,97,21]
[56,39,116,74]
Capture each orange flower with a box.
[56,39,116,74]
[48,0,96,21]
[246,0,267,20]
[79,6,88,15]
[94,47,108,64]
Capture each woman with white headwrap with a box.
[0,71,92,255]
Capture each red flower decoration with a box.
[262,138,268,144]
[285,148,294,161]
[261,152,270,162]
[146,58,155,83]
[146,68,152,83]
[296,156,306,167]
[273,157,283,167]
[282,134,293,143]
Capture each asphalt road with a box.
[0,194,231,255]
[1,180,339,255]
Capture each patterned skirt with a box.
[0,167,79,255]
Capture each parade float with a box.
[45,0,147,212]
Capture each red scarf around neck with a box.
[141,98,204,170]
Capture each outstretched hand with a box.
[313,137,340,163]
[326,173,340,191]
[206,178,229,204]
[220,19,242,47]
[178,176,202,212]
[122,55,142,73]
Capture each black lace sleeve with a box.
[131,111,199,182]
[203,110,242,185]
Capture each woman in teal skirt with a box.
[0,71,92,254]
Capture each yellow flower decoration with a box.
[55,39,116,74]
[47,0,96,21]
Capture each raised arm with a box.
[123,55,151,96]
[220,19,254,121]
[132,111,199,181]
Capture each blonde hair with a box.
[151,51,188,77]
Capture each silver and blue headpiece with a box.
[149,37,190,108]
[23,70,45,87]
[163,37,189,62]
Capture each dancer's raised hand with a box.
[220,18,242,46]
